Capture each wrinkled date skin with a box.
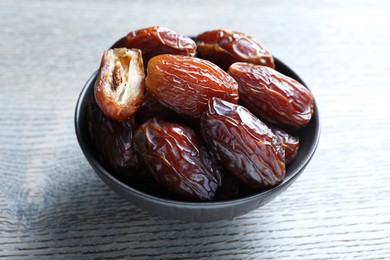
[201,98,285,189]
[133,117,222,201]
[94,48,145,121]
[87,98,138,173]
[270,127,300,164]
[112,26,197,65]
[195,29,275,70]
[146,54,239,119]
[228,62,314,128]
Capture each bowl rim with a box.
[75,57,320,208]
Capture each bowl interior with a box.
[75,57,320,221]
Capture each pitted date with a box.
[94,48,145,121]
[133,117,222,201]
[195,29,275,70]
[87,98,138,173]
[146,54,239,119]
[200,98,285,189]
[270,127,300,164]
[112,26,197,65]
[228,62,314,128]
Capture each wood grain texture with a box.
[1,0,390,258]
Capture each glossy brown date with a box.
[195,29,275,70]
[228,62,314,128]
[200,98,285,189]
[94,48,145,121]
[87,98,138,173]
[270,127,300,164]
[112,26,196,65]
[133,117,222,201]
[146,54,239,119]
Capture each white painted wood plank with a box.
[1,0,390,258]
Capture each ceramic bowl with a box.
[75,57,320,222]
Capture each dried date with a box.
[94,48,145,121]
[195,29,275,70]
[133,117,222,201]
[228,62,314,128]
[146,54,239,119]
[200,97,285,189]
[87,98,138,173]
[270,126,300,164]
[112,26,196,65]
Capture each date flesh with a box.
[87,98,138,173]
[94,48,145,121]
[201,98,285,189]
[228,62,314,128]
[133,117,222,201]
[146,54,239,119]
[196,29,275,70]
[112,26,197,65]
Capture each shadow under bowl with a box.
[75,57,320,222]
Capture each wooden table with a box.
[1,0,389,258]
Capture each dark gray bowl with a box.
[75,57,320,222]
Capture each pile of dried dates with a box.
[87,26,314,202]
